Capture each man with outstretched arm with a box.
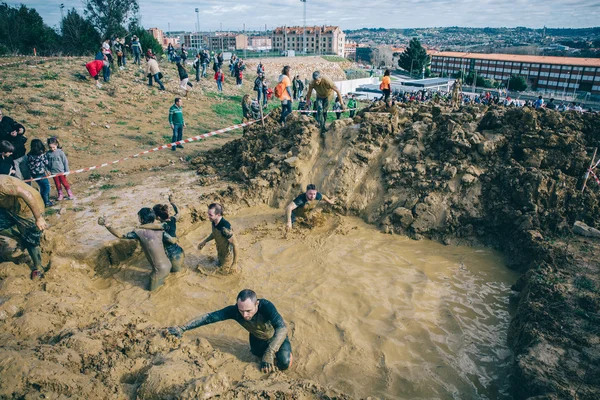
[0,175,47,279]
[166,289,293,373]
[197,203,238,272]
[285,183,336,231]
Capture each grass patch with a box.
[43,92,65,101]
[49,104,64,110]
[17,82,28,88]
[127,126,141,131]
[99,183,118,190]
[212,101,240,122]
[574,275,596,291]
[29,97,42,103]
[89,172,102,181]
[2,84,14,92]
[33,83,45,88]
[26,109,45,116]
[116,121,128,125]
[322,55,348,63]
[45,208,59,216]
[42,71,59,80]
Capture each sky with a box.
[13,0,600,32]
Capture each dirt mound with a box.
[192,103,600,399]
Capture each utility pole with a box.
[243,23,246,58]
[59,3,64,21]
[195,8,200,50]
[301,0,307,54]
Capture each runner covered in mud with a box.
[166,289,292,373]
[285,184,336,230]
[306,71,345,131]
[0,175,46,279]
[98,208,178,290]
[153,194,185,272]
[197,203,238,272]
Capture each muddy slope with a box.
[193,104,600,399]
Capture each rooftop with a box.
[431,51,600,67]
[273,26,341,35]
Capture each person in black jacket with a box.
[0,109,28,180]
[166,289,293,373]
[0,141,16,176]
[175,57,192,97]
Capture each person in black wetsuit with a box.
[153,194,185,272]
[166,289,292,373]
[197,202,238,272]
[285,183,336,231]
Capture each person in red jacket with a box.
[86,59,109,88]
[214,67,224,92]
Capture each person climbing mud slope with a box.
[197,202,239,272]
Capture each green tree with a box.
[508,75,528,92]
[398,38,430,77]
[128,23,163,56]
[84,0,138,39]
[0,3,60,55]
[61,9,101,56]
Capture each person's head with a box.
[312,71,321,83]
[137,207,156,224]
[550,98,555,102]
[174,97,182,107]
[236,289,259,321]
[384,69,390,76]
[538,95,543,100]
[207,203,223,223]
[152,204,170,221]
[47,137,61,151]
[282,65,291,76]
[242,94,251,104]
[306,183,318,200]
[0,140,14,157]
[29,138,45,156]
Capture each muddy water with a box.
[99,206,517,399]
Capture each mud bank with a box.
[192,104,600,398]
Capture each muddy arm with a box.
[15,185,44,221]
[228,235,238,267]
[176,306,236,333]
[198,232,214,249]
[163,232,178,245]
[98,217,135,239]
[285,202,298,227]
[322,195,337,205]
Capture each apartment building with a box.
[272,26,345,56]
[430,52,600,95]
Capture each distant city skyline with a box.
[14,0,600,32]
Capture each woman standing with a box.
[277,65,293,126]
[380,69,392,105]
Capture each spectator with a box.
[145,55,165,90]
[534,95,544,109]
[0,140,15,176]
[193,54,201,82]
[167,43,175,62]
[27,139,53,207]
[254,74,266,107]
[546,98,557,110]
[131,35,142,65]
[85,59,108,89]
[256,61,265,75]
[235,59,246,86]
[175,57,192,97]
[347,95,357,118]
[0,109,28,180]
[333,97,342,119]
[380,69,392,104]
[277,65,293,126]
[215,67,224,92]
[230,54,238,77]
[46,137,74,200]
[168,98,186,151]
[114,39,125,69]
[201,50,209,78]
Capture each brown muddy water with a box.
[93,206,517,399]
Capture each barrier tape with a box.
[589,169,600,186]
[24,115,269,183]
[0,55,84,68]
[0,58,48,68]
[292,107,359,114]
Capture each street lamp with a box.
[410,59,415,77]
[300,0,307,54]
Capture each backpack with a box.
[274,81,286,99]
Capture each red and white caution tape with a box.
[24,115,269,183]
[588,169,600,186]
[0,58,48,68]
[292,107,359,114]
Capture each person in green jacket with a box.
[168,98,186,152]
[347,95,358,118]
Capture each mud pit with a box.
[0,201,516,399]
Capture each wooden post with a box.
[259,103,265,127]
[581,147,597,194]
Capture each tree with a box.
[84,0,138,39]
[0,3,60,55]
[61,9,101,56]
[398,38,430,77]
[371,46,394,68]
[508,75,528,92]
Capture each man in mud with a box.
[285,184,336,231]
[306,71,345,131]
[197,203,238,272]
[166,289,292,373]
[0,175,46,279]
[98,208,178,291]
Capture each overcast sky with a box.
[14,0,600,32]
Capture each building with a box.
[249,36,272,51]
[147,28,164,47]
[203,33,248,51]
[430,52,600,95]
[272,26,345,56]
[182,33,205,51]
[344,40,358,61]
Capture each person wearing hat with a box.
[306,71,345,131]
[131,35,142,65]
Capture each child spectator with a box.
[215,68,224,92]
[333,97,342,120]
[0,140,15,176]
[46,137,74,200]
[27,139,53,207]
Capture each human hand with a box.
[35,216,47,231]
[286,222,292,231]
[170,124,174,129]
[166,326,183,338]
[97,216,107,226]
[18,128,24,134]
[328,197,337,205]
[168,194,174,203]
[197,242,205,251]
[260,352,276,373]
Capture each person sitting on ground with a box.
[175,56,192,97]
[153,194,185,272]
[0,140,16,176]
[0,109,28,180]
[98,208,179,291]
[285,183,336,231]
[306,71,345,131]
[166,289,293,373]
[0,175,47,279]
[250,99,262,120]
[197,203,238,273]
